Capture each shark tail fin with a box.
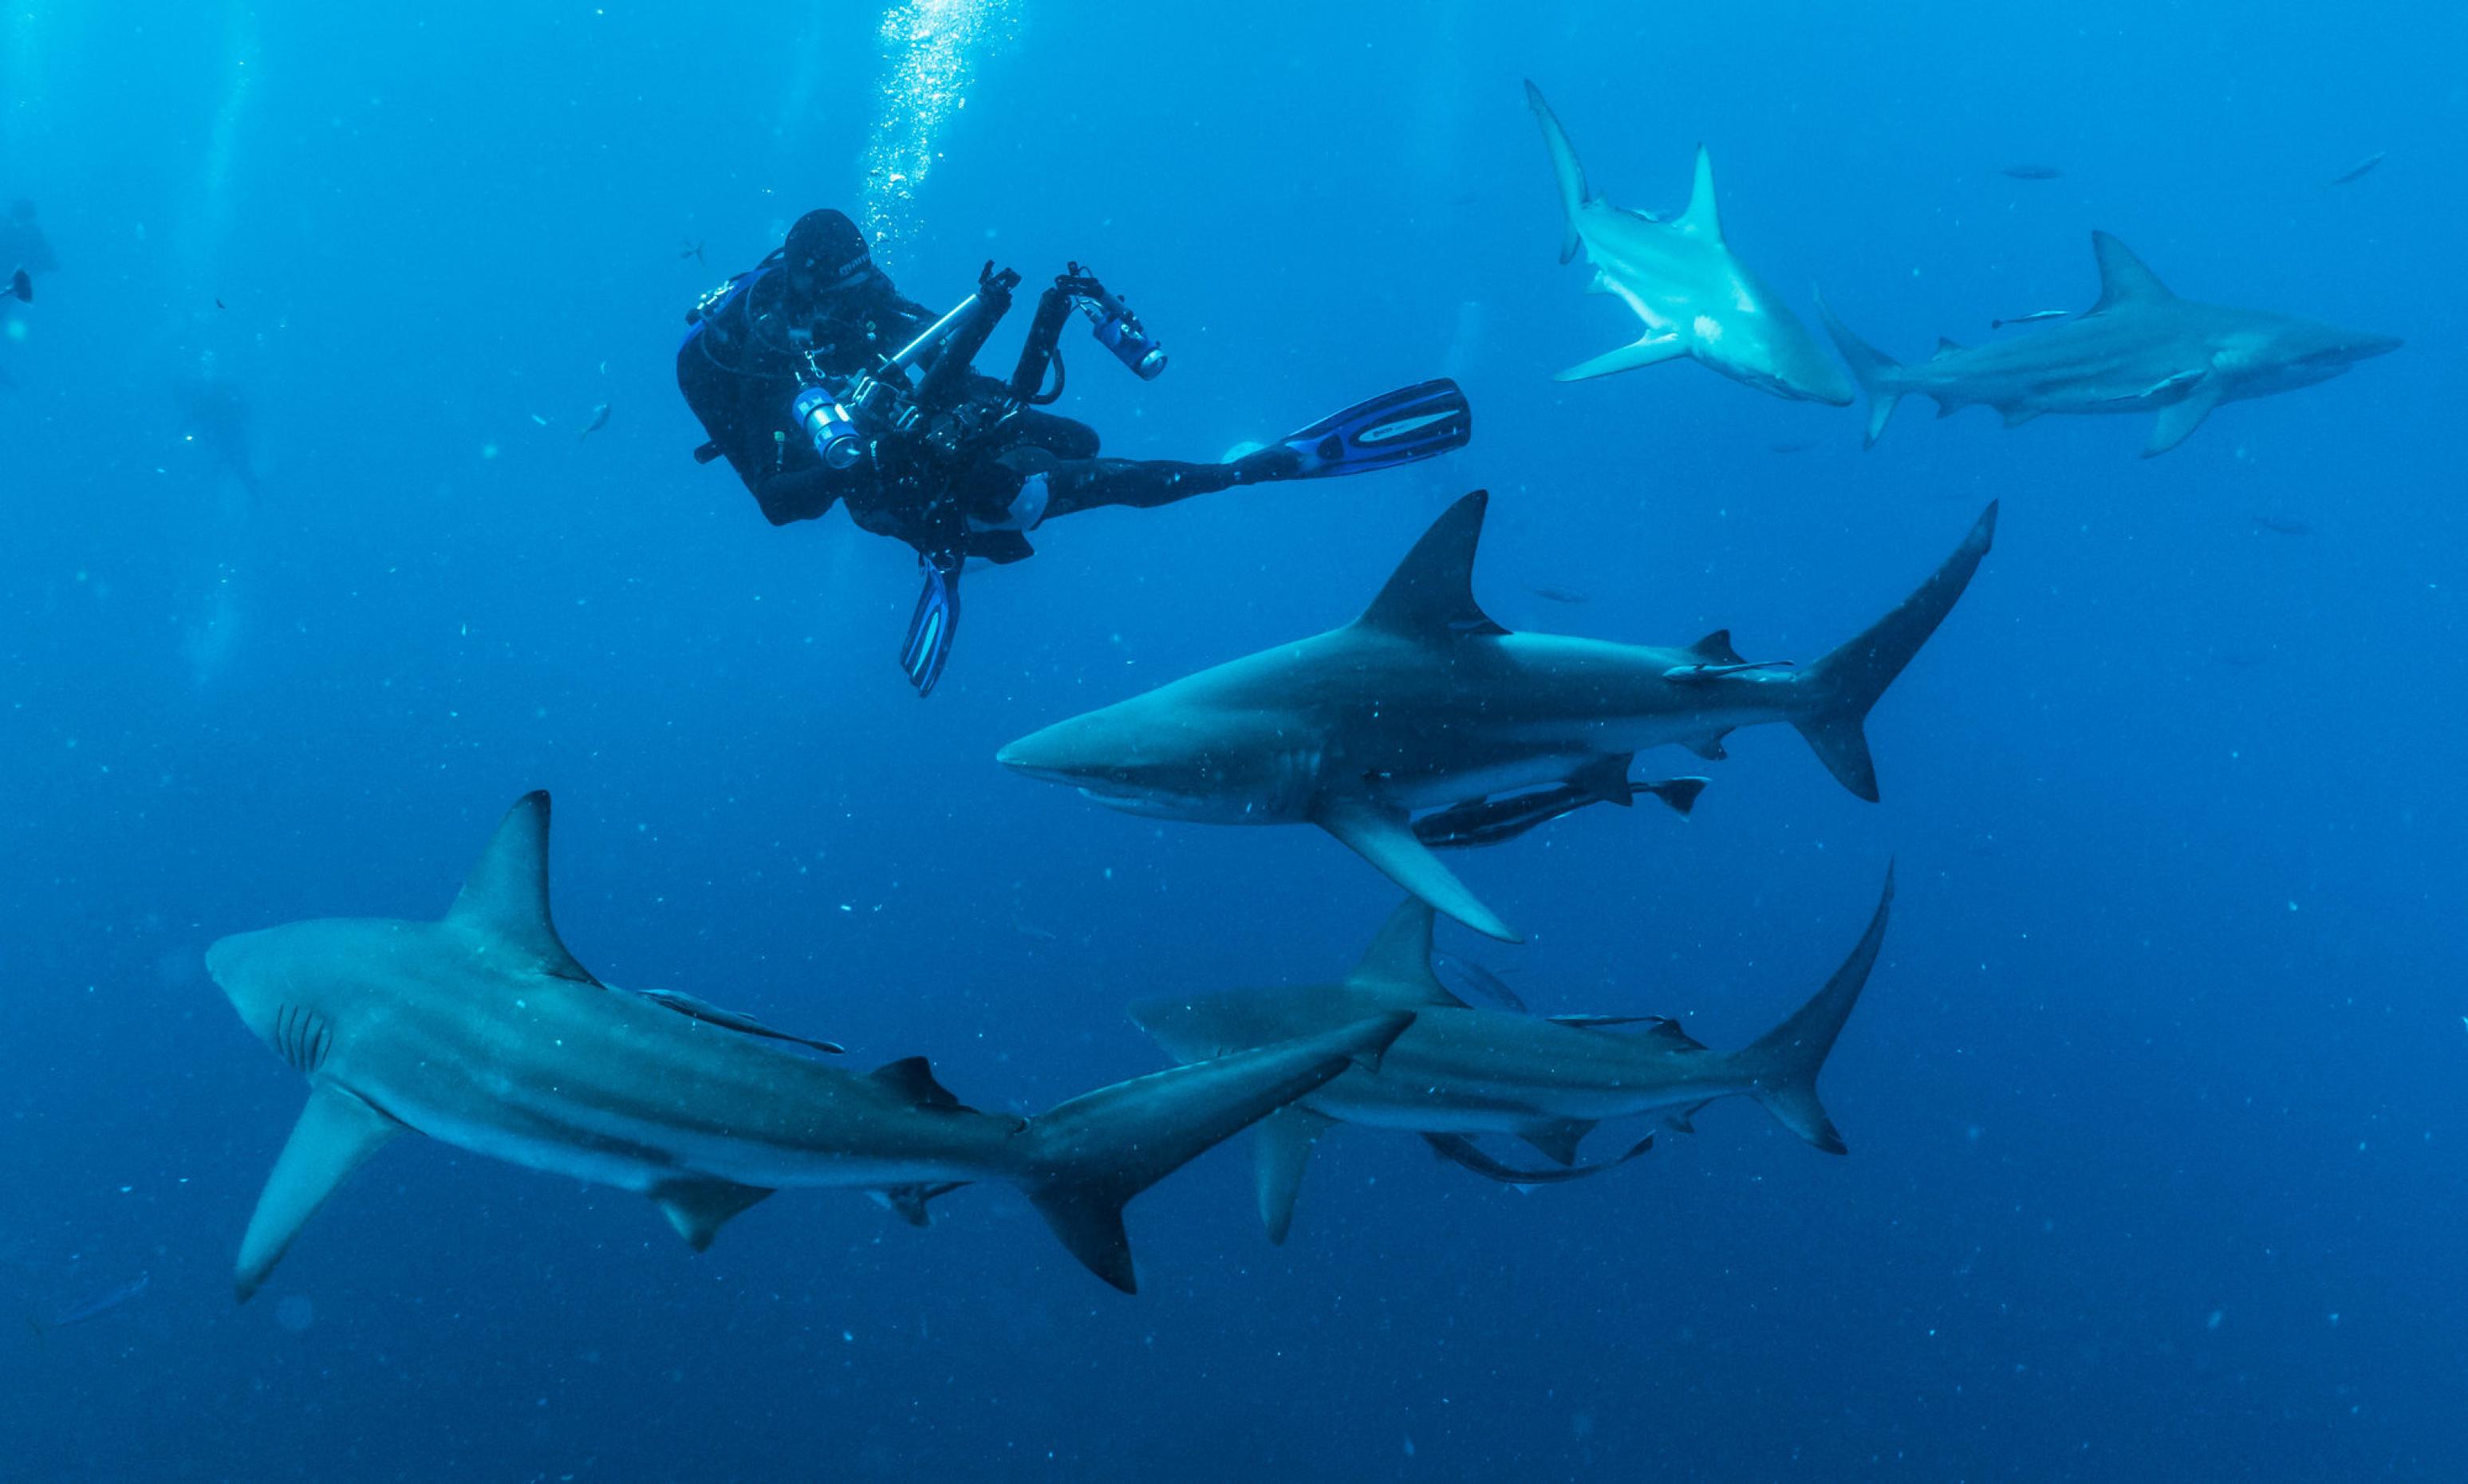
[1733,868,1894,1154]
[1524,80,1590,265]
[1015,1015,1412,1293]
[1792,503,1998,801]
[1814,291,1904,448]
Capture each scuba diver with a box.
[677,208,1472,694]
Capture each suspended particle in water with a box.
[274,1294,316,1333]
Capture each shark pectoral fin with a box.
[1317,798,1521,943]
[1516,1118,1599,1167]
[1254,1106,1336,1245]
[2143,383,2225,459]
[1344,896,1465,1006]
[235,1084,403,1302]
[443,791,599,984]
[651,1178,776,1252]
[1553,335,1686,382]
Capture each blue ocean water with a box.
[3,0,2463,1477]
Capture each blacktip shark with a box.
[206,792,1409,1299]
[997,491,1993,942]
[1130,871,1894,1243]
[1819,231,2402,458]
[1526,80,1854,405]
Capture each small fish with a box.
[7,266,28,303]
[2329,152,2385,186]
[1526,585,1590,605]
[1768,440,1814,455]
[530,413,550,427]
[1999,163,2064,181]
[30,1271,149,1333]
[214,297,227,310]
[2250,514,2312,537]
[680,239,706,265]
[1991,309,2068,329]
[1011,919,1058,943]
[578,403,611,440]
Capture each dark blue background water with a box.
[5,1,2462,1478]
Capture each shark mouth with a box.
[273,1003,333,1074]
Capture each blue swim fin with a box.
[900,557,961,697]
[1277,378,1472,479]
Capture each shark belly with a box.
[349,1021,1010,1197]
[1297,1043,1743,1133]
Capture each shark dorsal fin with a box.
[2088,231,2172,313]
[1354,491,1508,641]
[1932,337,1967,358]
[1686,629,1745,665]
[1676,145,1721,238]
[873,1055,968,1111]
[444,791,598,984]
[1345,897,1468,1006]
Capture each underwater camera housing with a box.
[797,261,1168,469]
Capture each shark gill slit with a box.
[275,1003,332,1073]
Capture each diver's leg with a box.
[1037,457,1244,517]
[1003,407,1102,460]
[954,445,1297,529]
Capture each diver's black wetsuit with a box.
[676,213,1252,564]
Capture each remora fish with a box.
[1130,872,1893,1242]
[206,792,1408,1298]
[2329,152,2384,186]
[1819,231,2402,457]
[1990,309,2068,329]
[28,1272,151,1333]
[1999,163,2064,180]
[998,492,1991,941]
[1526,81,1853,404]
[577,402,611,440]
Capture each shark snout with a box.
[994,726,1096,786]
[2348,330,2404,361]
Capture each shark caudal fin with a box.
[1524,81,1590,265]
[1733,868,1894,1153]
[1016,1015,1412,1293]
[1814,291,1905,448]
[1792,503,1997,801]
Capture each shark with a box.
[1819,231,2402,457]
[1130,872,1894,1243]
[205,791,1409,1299]
[1526,80,1854,405]
[997,491,1993,942]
